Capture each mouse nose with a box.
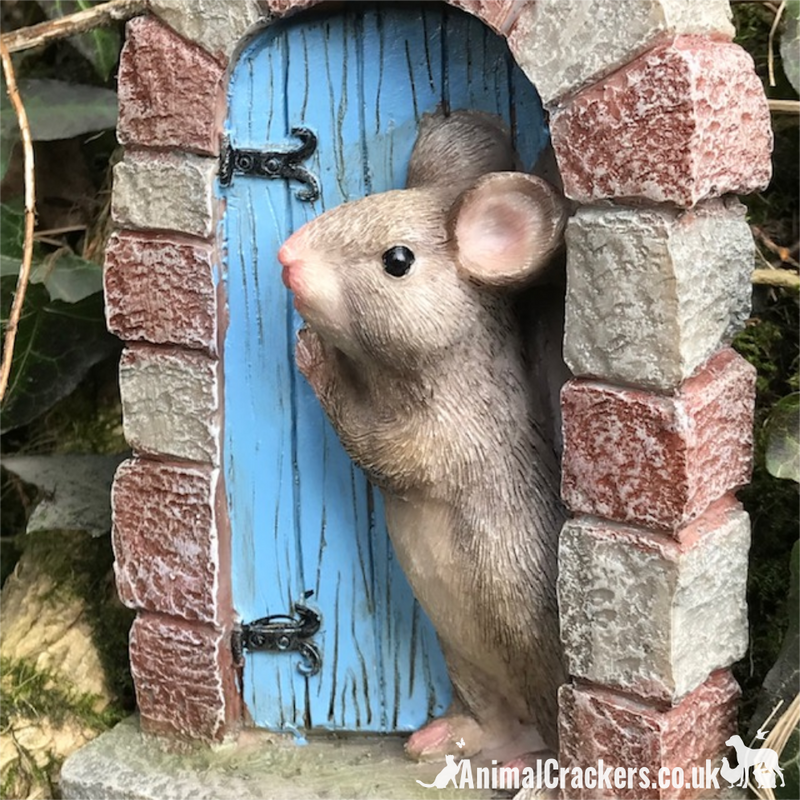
[278,236,305,290]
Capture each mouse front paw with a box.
[295,327,325,375]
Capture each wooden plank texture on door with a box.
[221,2,548,734]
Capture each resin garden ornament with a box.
[279,109,570,764]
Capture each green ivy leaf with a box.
[765,393,800,482]
[0,203,27,276]
[0,132,16,183]
[30,249,103,304]
[37,0,122,82]
[1,204,101,302]
[781,14,800,94]
[0,79,117,142]
[0,281,119,433]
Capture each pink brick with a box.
[118,16,224,155]
[105,231,218,354]
[112,459,223,625]
[130,613,239,741]
[551,36,772,207]
[559,671,740,800]
[561,349,755,530]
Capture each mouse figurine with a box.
[278,110,569,763]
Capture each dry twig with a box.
[753,268,800,288]
[753,225,800,267]
[0,0,147,54]
[749,694,800,800]
[769,99,800,113]
[0,39,36,404]
[768,0,787,87]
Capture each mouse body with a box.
[278,110,568,761]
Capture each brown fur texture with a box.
[279,110,568,760]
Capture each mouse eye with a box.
[382,245,415,278]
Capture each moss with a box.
[22,530,137,711]
[0,657,123,732]
[0,656,123,800]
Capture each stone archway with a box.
[104,0,771,792]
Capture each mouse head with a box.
[278,111,567,369]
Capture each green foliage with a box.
[0,78,117,142]
[1,202,104,301]
[781,14,800,94]
[28,360,126,455]
[37,1,122,82]
[765,393,800,482]
[733,294,800,731]
[0,656,122,732]
[1,199,118,433]
[734,3,778,70]
[0,72,118,189]
[753,540,799,800]
[0,652,127,800]
[0,281,119,433]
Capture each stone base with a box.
[60,716,494,800]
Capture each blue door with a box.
[221,2,548,734]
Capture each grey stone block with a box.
[558,501,750,704]
[61,716,491,800]
[563,200,754,391]
[509,0,734,105]
[119,345,219,465]
[112,152,218,239]
[150,0,263,61]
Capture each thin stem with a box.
[0,0,147,54]
[768,0,787,88]
[0,39,36,403]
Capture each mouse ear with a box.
[406,110,519,191]
[450,172,568,287]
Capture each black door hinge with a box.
[232,590,322,677]
[219,127,320,202]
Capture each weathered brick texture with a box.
[564,200,754,391]
[130,614,239,741]
[561,349,756,530]
[150,0,261,61]
[112,459,221,625]
[550,36,772,206]
[508,0,734,105]
[558,671,740,800]
[112,151,217,239]
[558,496,750,704]
[105,231,218,354]
[119,345,220,465]
[118,16,225,155]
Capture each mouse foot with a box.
[512,784,559,800]
[405,714,483,762]
[503,751,558,800]
[501,749,556,773]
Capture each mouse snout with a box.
[278,233,307,293]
